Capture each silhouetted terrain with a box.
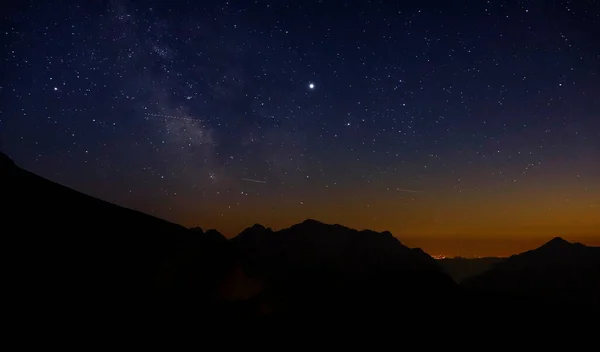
[3,151,599,333]
[231,221,457,318]
[2,152,235,324]
[463,237,600,306]
[439,257,506,283]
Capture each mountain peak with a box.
[235,223,270,241]
[550,236,568,243]
[250,223,266,230]
[540,237,571,249]
[289,219,332,231]
[300,218,325,226]
[381,230,394,238]
[204,229,227,242]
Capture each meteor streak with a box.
[396,188,421,193]
[242,178,267,184]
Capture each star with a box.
[3,0,597,258]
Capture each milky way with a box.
[2,0,599,255]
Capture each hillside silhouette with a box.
[231,220,457,319]
[2,152,234,323]
[3,151,599,332]
[463,237,600,306]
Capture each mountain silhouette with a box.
[463,237,600,306]
[4,151,599,331]
[2,152,234,324]
[231,218,457,319]
[3,153,457,323]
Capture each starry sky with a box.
[2,0,599,257]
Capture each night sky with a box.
[2,0,599,256]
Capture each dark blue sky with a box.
[2,0,598,255]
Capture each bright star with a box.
[308,83,315,89]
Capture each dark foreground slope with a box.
[1,153,236,323]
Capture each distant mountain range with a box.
[463,237,600,304]
[230,220,456,318]
[2,151,599,331]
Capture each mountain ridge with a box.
[463,237,600,305]
[3,150,599,327]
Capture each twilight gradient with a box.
[2,0,598,256]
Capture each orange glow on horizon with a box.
[119,158,599,258]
